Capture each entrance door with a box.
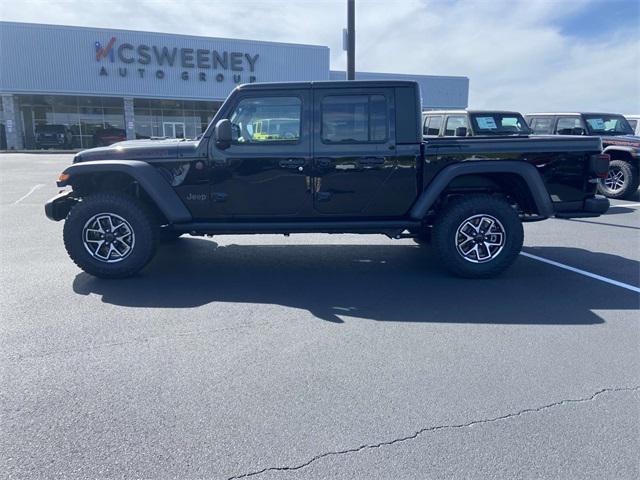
[163,122,185,138]
[312,87,398,216]
[208,91,312,218]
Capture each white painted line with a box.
[612,202,640,208]
[520,252,640,294]
[13,184,44,204]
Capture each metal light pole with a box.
[347,0,355,80]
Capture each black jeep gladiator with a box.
[526,112,640,199]
[45,81,609,279]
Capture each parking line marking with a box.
[13,184,44,204]
[520,252,640,294]
[612,203,640,208]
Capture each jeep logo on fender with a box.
[95,36,259,84]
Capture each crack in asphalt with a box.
[227,386,640,479]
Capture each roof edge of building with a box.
[0,20,331,51]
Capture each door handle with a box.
[358,156,385,166]
[278,158,306,168]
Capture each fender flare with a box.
[59,160,192,223]
[409,160,554,220]
[602,145,638,161]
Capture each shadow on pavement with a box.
[72,239,639,325]
[603,205,637,216]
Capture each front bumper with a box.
[44,190,76,221]
[554,195,610,219]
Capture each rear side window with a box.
[424,116,443,136]
[555,117,583,134]
[444,116,467,136]
[321,95,388,143]
[529,117,553,134]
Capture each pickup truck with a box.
[525,112,640,199]
[45,80,609,279]
[423,110,532,137]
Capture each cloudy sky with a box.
[1,0,639,113]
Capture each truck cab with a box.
[525,112,639,199]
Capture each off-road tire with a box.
[597,159,639,200]
[413,226,431,245]
[63,193,158,278]
[433,194,523,278]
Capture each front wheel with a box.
[432,194,524,278]
[597,160,639,200]
[63,193,158,278]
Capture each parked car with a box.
[35,124,73,149]
[251,118,300,141]
[93,127,127,147]
[525,112,639,199]
[46,81,608,279]
[423,110,532,137]
[625,115,640,136]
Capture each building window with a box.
[133,98,220,140]
[17,94,124,149]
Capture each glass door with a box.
[163,122,186,138]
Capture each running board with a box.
[171,220,420,236]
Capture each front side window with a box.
[321,94,388,143]
[229,96,301,144]
[444,116,467,136]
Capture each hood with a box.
[74,138,200,163]
[599,135,640,148]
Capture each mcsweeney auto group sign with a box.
[95,36,260,84]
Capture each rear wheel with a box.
[63,193,158,278]
[433,194,523,278]
[597,159,639,199]
[413,225,431,245]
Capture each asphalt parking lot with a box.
[1,153,638,479]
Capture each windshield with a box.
[470,113,531,135]
[583,115,634,135]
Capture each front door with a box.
[208,90,312,218]
[163,122,185,139]
[312,87,398,216]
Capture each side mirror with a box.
[215,119,232,149]
[455,126,468,137]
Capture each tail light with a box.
[590,153,610,178]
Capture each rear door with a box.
[312,86,398,216]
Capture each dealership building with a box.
[0,21,469,150]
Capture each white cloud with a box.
[1,0,638,113]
